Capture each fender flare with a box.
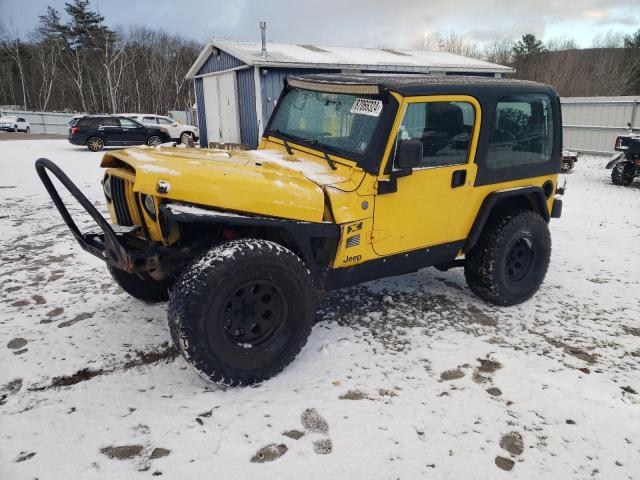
[463,186,550,253]
[605,152,625,169]
[161,204,340,287]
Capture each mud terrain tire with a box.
[108,265,172,302]
[464,210,551,306]
[611,162,635,186]
[168,239,315,386]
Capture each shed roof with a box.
[186,40,514,79]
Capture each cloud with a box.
[2,0,639,47]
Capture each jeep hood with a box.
[101,147,359,222]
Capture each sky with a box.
[1,0,639,49]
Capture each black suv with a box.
[69,116,171,152]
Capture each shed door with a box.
[202,71,241,144]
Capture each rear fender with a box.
[606,152,625,169]
[464,186,549,253]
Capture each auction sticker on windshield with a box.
[350,98,383,117]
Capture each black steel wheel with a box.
[505,238,535,282]
[221,280,287,347]
[465,210,551,306]
[168,239,315,386]
[611,161,636,186]
[87,136,104,152]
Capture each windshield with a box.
[268,87,383,156]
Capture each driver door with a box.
[117,117,146,145]
[372,96,481,256]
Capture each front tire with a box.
[611,162,636,186]
[108,265,173,303]
[25,126,30,133]
[464,210,551,306]
[87,136,104,152]
[12,125,17,132]
[168,239,315,386]
[179,132,193,145]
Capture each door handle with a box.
[451,169,467,188]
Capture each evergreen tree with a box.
[63,0,113,51]
[512,34,547,63]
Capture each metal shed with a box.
[185,30,513,149]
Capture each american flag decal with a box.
[345,234,361,248]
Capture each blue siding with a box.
[195,78,207,147]
[236,68,258,148]
[260,68,334,125]
[197,49,245,75]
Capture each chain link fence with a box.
[0,109,78,135]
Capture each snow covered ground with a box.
[1,139,639,479]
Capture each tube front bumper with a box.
[35,158,146,273]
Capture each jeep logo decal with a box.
[342,254,362,264]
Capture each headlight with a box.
[142,194,156,220]
[103,176,112,201]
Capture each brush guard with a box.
[35,158,141,272]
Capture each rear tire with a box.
[108,265,173,303]
[464,210,551,306]
[12,125,17,132]
[87,136,104,152]
[611,162,635,186]
[25,126,30,134]
[147,135,162,147]
[168,239,315,386]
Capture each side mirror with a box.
[378,139,423,195]
[396,139,422,169]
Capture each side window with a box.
[394,101,475,168]
[143,116,157,124]
[119,118,140,128]
[18,118,25,122]
[157,117,173,125]
[77,118,94,127]
[99,117,119,127]
[488,95,554,169]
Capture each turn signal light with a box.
[615,136,622,149]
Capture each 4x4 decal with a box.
[347,222,363,233]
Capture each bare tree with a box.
[411,31,482,59]
[1,25,29,110]
[96,28,131,113]
[483,37,514,65]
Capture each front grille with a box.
[110,176,134,226]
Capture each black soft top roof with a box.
[286,73,557,98]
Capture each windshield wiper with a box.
[270,129,293,155]
[307,139,337,170]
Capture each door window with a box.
[487,95,553,169]
[394,101,476,169]
[143,116,157,124]
[99,117,119,127]
[157,117,173,125]
[119,118,140,128]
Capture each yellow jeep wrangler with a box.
[36,74,564,385]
